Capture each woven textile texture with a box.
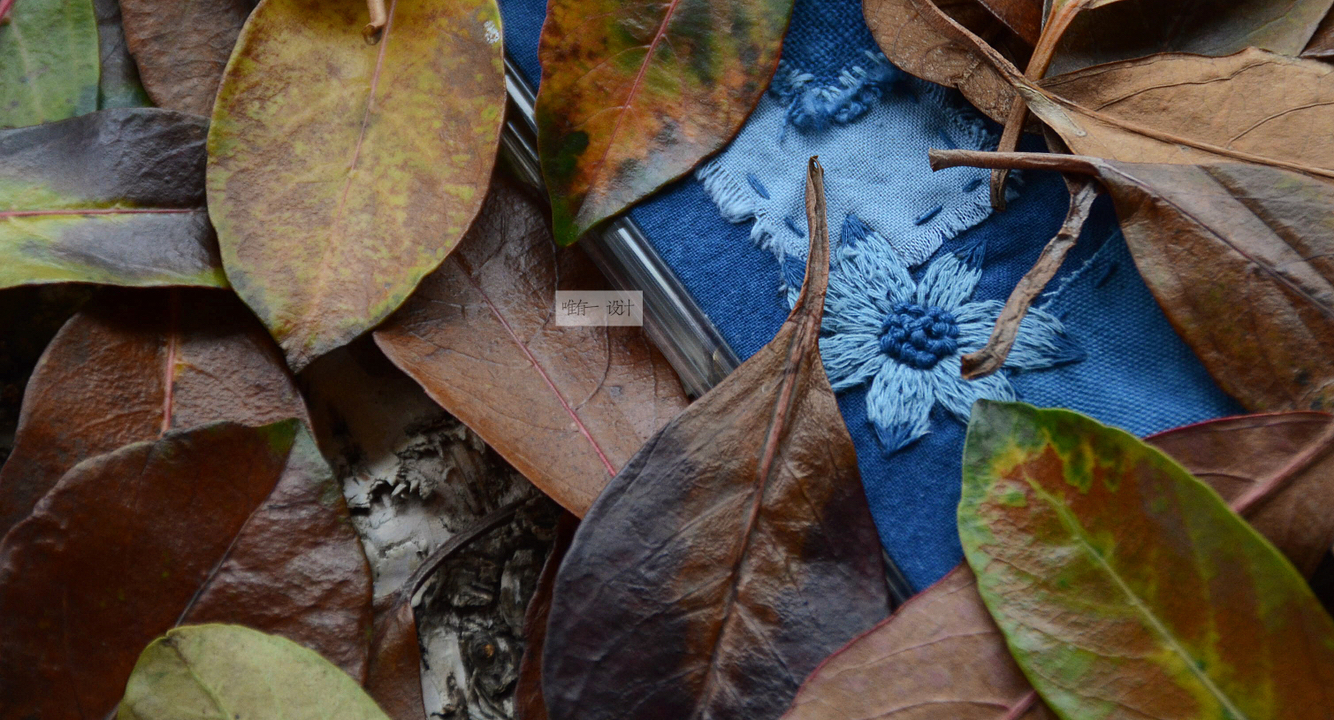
[498,0,1243,590]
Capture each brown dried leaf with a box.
[0,420,372,719]
[1050,0,1334,76]
[0,288,308,537]
[364,596,426,720]
[931,153,1334,411]
[514,514,577,720]
[781,565,1053,720]
[1038,49,1334,178]
[863,0,1020,123]
[374,175,688,517]
[977,0,1041,45]
[121,0,258,115]
[1145,412,1334,576]
[1304,8,1334,58]
[541,160,889,720]
[782,410,1334,720]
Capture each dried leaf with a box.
[121,0,258,115]
[782,566,1054,720]
[92,0,152,109]
[784,408,1334,720]
[374,175,688,517]
[961,402,1334,720]
[118,625,390,720]
[0,108,225,290]
[536,0,793,245]
[1049,0,1334,76]
[1304,8,1334,58]
[0,420,373,720]
[0,0,98,128]
[863,0,1019,123]
[208,0,505,371]
[515,514,577,720]
[1039,49,1334,177]
[977,0,1041,45]
[364,597,426,720]
[0,288,308,536]
[1145,412,1334,577]
[931,151,1334,412]
[542,160,889,720]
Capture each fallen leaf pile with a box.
[1,0,1333,718]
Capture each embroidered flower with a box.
[821,216,1082,453]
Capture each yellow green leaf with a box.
[0,0,99,128]
[960,401,1334,720]
[207,0,505,371]
[118,625,390,720]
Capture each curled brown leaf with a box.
[863,0,1021,123]
[541,159,889,720]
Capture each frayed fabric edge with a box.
[696,55,1004,293]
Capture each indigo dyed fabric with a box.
[497,0,1243,591]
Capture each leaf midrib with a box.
[303,0,399,333]
[576,0,684,221]
[1023,477,1252,720]
[693,309,821,718]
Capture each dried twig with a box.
[990,0,1097,208]
[363,0,388,44]
[961,177,1097,379]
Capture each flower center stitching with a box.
[878,302,960,370]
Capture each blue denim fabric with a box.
[498,0,1243,591]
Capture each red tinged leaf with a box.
[374,175,688,517]
[541,160,889,720]
[0,289,308,536]
[960,402,1334,720]
[1145,412,1334,577]
[784,409,1334,720]
[0,420,373,720]
[782,565,1055,720]
[536,0,794,245]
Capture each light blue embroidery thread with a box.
[697,50,1004,289]
[773,51,903,134]
[821,216,1083,453]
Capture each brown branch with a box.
[363,0,387,44]
[989,0,1095,208]
[930,148,1103,175]
[962,178,1098,379]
